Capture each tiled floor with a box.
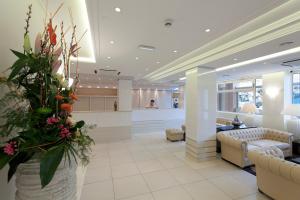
[80,132,271,200]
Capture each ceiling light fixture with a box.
[105,86,108,88]
[179,77,186,81]
[110,40,115,44]
[233,58,238,61]
[173,50,178,53]
[205,29,211,33]
[156,61,160,64]
[135,57,139,60]
[114,7,121,12]
[105,65,110,68]
[107,56,111,59]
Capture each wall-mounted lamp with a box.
[265,86,280,99]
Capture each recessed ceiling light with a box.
[263,62,267,64]
[205,29,211,33]
[135,57,139,60]
[156,61,160,64]
[105,65,110,68]
[97,86,100,88]
[110,40,114,44]
[114,7,121,12]
[233,58,238,61]
[87,85,92,88]
[107,56,111,59]
[179,77,186,81]
[105,86,108,88]
[138,45,156,51]
[173,50,178,53]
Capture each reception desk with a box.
[132,109,185,134]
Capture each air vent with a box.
[138,45,156,51]
[280,41,294,46]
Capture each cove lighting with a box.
[179,77,186,81]
[216,46,300,72]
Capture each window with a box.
[292,73,300,104]
[217,79,263,114]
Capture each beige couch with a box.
[249,150,300,200]
[217,128,293,168]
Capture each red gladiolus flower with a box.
[61,103,72,113]
[3,141,17,156]
[47,21,57,46]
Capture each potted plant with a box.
[0,4,93,199]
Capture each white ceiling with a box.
[79,0,287,79]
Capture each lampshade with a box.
[241,103,257,114]
[282,104,300,117]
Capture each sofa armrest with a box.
[217,133,247,150]
[264,129,294,144]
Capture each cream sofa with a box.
[217,128,293,168]
[249,150,300,200]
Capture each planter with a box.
[15,159,77,200]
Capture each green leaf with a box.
[0,151,11,169]
[8,58,28,81]
[10,49,27,59]
[40,145,65,188]
[7,152,33,182]
[75,121,85,129]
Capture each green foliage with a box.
[40,146,65,188]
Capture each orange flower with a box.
[61,103,72,113]
[55,95,64,100]
[70,93,78,101]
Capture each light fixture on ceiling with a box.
[233,58,238,61]
[110,40,115,44]
[97,86,100,88]
[179,77,186,81]
[87,85,92,88]
[173,50,178,53]
[105,86,108,88]
[135,57,139,60]
[138,45,156,51]
[107,56,111,59]
[156,61,160,64]
[105,65,110,68]
[205,29,211,33]
[114,7,121,12]
[263,62,267,64]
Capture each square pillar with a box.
[118,79,132,111]
[185,68,217,160]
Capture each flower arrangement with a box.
[0,4,93,188]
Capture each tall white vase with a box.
[15,159,77,200]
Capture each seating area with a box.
[2,1,300,200]
[217,128,293,167]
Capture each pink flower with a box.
[3,141,17,156]
[59,127,71,138]
[46,117,59,125]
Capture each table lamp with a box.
[241,103,257,114]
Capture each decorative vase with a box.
[15,159,77,200]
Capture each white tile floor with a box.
[80,132,271,200]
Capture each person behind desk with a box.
[145,99,159,109]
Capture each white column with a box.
[118,79,133,111]
[262,71,291,130]
[185,68,217,160]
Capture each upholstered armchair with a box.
[249,150,300,200]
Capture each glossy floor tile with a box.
[80,132,271,200]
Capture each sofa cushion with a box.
[249,139,290,150]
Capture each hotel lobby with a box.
[1,0,300,200]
